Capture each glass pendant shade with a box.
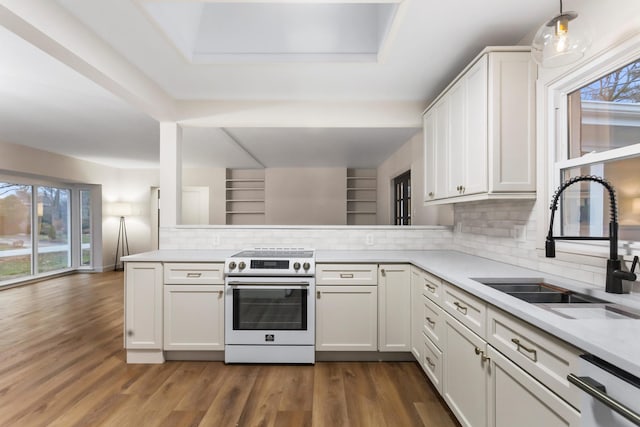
[531,9,591,68]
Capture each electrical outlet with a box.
[455,222,463,233]
[365,234,374,246]
[513,225,527,242]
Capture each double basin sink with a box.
[473,278,639,320]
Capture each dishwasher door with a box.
[568,354,640,427]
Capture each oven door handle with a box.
[568,373,640,426]
[227,283,310,289]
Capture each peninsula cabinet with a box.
[378,264,411,352]
[124,262,164,363]
[315,264,378,351]
[423,47,536,204]
[163,263,225,351]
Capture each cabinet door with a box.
[125,262,163,349]
[464,54,488,195]
[487,51,536,192]
[447,79,466,197]
[423,110,437,202]
[164,285,224,350]
[488,347,581,427]
[316,285,377,351]
[433,97,450,199]
[411,267,423,359]
[378,265,411,352]
[444,313,489,427]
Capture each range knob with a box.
[293,262,301,270]
[228,261,237,270]
[303,262,310,271]
[238,261,246,270]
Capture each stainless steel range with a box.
[224,248,315,364]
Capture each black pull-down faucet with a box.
[545,175,638,293]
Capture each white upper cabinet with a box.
[423,47,536,204]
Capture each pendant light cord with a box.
[559,0,563,14]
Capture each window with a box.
[394,170,411,225]
[80,190,92,267]
[0,183,32,281]
[554,51,640,247]
[0,178,94,284]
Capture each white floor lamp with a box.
[111,202,132,271]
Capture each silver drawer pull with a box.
[425,356,436,368]
[567,374,640,426]
[340,273,354,278]
[474,347,491,363]
[425,284,436,293]
[317,291,321,299]
[426,317,436,326]
[453,301,468,314]
[186,272,202,278]
[218,290,223,297]
[511,338,537,361]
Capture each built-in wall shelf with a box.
[346,169,377,225]
[225,169,265,225]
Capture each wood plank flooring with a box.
[0,272,459,426]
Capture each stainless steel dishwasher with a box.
[568,354,640,426]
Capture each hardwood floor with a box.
[0,272,459,427]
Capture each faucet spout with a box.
[546,175,628,294]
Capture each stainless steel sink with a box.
[477,279,607,304]
[472,278,640,319]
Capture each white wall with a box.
[182,167,226,224]
[377,131,453,225]
[0,140,158,271]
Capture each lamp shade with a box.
[108,202,132,217]
[531,8,591,68]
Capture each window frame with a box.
[545,33,640,258]
[393,170,411,225]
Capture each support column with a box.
[159,122,182,227]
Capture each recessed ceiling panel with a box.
[142,1,400,63]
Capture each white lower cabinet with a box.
[164,285,224,350]
[422,331,444,394]
[316,285,378,351]
[411,267,424,360]
[488,347,580,427]
[125,262,163,350]
[378,264,411,352]
[443,312,489,427]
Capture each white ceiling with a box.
[0,0,559,170]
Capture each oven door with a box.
[225,276,315,346]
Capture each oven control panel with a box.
[225,248,315,276]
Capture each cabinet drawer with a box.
[422,333,443,395]
[420,270,443,304]
[163,263,224,285]
[443,283,486,338]
[487,307,582,409]
[316,264,378,285]
[422,295,445,351]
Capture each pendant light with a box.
[531,0,591,68]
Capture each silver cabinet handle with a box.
[380,269,386,277]
[475,347,490,363]
[187,272,202,278]
[340,273,354,279]
[453,301,468,314]
[568,374,640,426]
[218,290,223,297]
[426,317,436,326]
[511,338,537,361]
[428,192,434,197]
[425,356,436,368]
[317,291,321,299]
[425,283,436,293]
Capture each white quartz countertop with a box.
[123,248,640,378]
